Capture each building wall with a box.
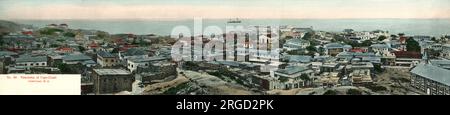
[127,61,149,73]
[92,72,134,94]
[328,48,343,57]
[16,61,47,67]
[411,74,450,95]
[98,57,118,67]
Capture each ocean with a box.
[12,19,450,37]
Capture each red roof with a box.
[393,51,421,59]
[57,47,73,51]
[89,42,98,48]
[22,31,33,35]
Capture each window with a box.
[42,63,45,65]
[36,63,39,66]
[30,63,34,66]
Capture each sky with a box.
[0,0,449,20]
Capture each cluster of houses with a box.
[177,25,450,95]
[0,25,176,95]
[2,23,450,95]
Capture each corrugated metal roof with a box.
[97,51,116,58]
[16,56,47,62]
[411,63,450,86]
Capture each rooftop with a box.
[411,63,450,86]
[276,66,310,75]
[128,56,166,63]
[123,48,147,56]
[16,56,47,63]
[94,69,131,76]
[97,51,116,58]
[286,55,312,63]
[0,51,18,57]
[370,44,390,49]
[325,43,343,49]
[63,54,92,61]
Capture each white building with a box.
[127,56,167,73]
[15,56,48,68]
[283,39,310,51]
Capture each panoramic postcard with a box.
[1,0,450,96]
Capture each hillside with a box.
[0,20,25,34]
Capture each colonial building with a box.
[325,43,352,56]
[127,56,167,73]
[97,51,118,67]
[273,66,314,89]
[135,61,177,84]
[410,52,450,95]
[62,54,93,65]
[283,39,310,51]
[410,63,450,95]
[15,56,48,68]
[350,69,373,86]
[92,69,133,94]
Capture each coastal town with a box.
[1,20,450,95]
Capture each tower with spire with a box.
[422,49,429,64]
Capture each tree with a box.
[50,44,60,48]
[302,32,314,40]
[111,48,120,53]
[0,35,4,46]
[306,46,317,52]
[57,63,70,73]
[278,77,289,83]
[431,37,437,42]
[347,89,362,95]
[406,37,421,52]
[378,35,387,41]
[39,28,63,35]
[318,47,325,55]
[78,46,86,52]
[286,49,305,55]
[63,32,76,37]
[361,40,372,47]
[300,74,310,81]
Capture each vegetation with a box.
[162,82,190,95]
[300,74,310,81]
[345,40,372,47]
[346,89,362,95]
[78,46,86,52]
[378,35,387,41]
[323,90,338,95]
[406,37,421,52]
[96,31,109,39]
[374,65,384,73]
[56,63,70,73]
[302,32,314,40]
[286,49,315,56]
[306,46,317,52]
[111,48,120,53]
[278,77,289,83]
[0,35,4,46]
[39,28,63,35]
[366,85,387,92]
[50,44,60,48]
[63,32,76,37]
